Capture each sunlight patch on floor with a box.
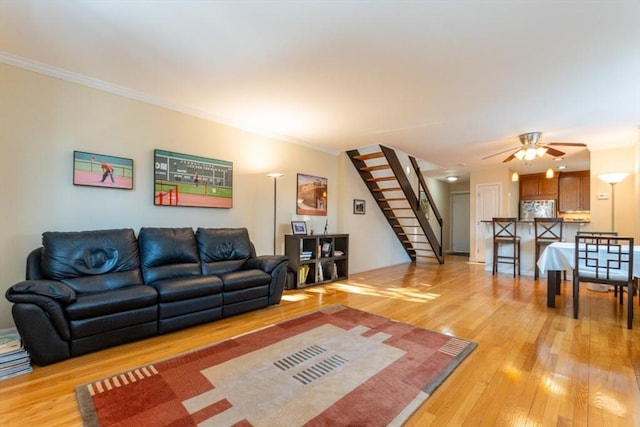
[281,293,310,302]
[325,281,441,303]
[541,373,567,396]
[593,391,627,416]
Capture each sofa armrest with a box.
[6,280,77,303]
[245,255,287,274]
[5,280,74,341]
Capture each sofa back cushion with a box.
[196,228,255,275]
[41,229,143,293]
[138,227,201,284]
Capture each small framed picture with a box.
[353,199,366,215]
[73,151,134,190]
[291,221,308,235]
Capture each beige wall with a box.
[0,64,402,329]
[589,144,639,239]
[468,166,516,262]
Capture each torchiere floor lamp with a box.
[598,172,629,231]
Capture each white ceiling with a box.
[1,1,639,181]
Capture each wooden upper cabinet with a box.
[558,171,590,212]
[519,173,558,200]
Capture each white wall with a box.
[0,64,404,329]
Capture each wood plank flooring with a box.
[1,255,639,426]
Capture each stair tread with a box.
[366,176,397,182]
[372,187,402,192]
[353,152,384,160]
[360,165,390,172]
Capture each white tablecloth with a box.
[537,241,640,277]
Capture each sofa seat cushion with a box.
[64,285,157,320]
[152,276,223,303]
[221,269,271,292]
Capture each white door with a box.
[451,192,470,254]
[475,183,501,262]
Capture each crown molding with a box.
[0,51,338,155]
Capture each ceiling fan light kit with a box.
[485,131,587,164]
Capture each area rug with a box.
[76,305,476,426]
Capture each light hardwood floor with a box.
[1,255,639,426]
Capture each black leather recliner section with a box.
[196,228,287,317]
[139,227,224,333]
[6,229,158,365]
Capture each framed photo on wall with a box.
[154,149,233,208]
[73,151,133,190]
[296,173,328,216]
[353,199,366,214]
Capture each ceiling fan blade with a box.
[545,142,587,147]
[545,147,566,157]
[502,153,516,163]
[482,146,520,160]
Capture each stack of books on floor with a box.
[0,329,32,380]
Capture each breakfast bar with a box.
[482,219,589,276]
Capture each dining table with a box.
[537,241,640,308]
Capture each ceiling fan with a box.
[483,132,587,163]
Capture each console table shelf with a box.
[285,234,349,288]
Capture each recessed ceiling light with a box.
[446,176,458,182]
[558,165,567,170]
[553,157,564,161]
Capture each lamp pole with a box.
[609,182,616,232]
[267,173,283,254]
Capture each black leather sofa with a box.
[5,227,288,365]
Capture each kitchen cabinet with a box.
[519,173,558,200]
[558,171,590,212]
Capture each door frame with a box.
[474,183,502,263]
[450,191,470,255]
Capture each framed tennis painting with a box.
[73,151,133,190]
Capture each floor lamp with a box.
[266,173,283,254]
[598,172,629,232]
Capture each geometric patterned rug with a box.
[76,305,476,426]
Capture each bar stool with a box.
[492,217,520,277]
[534,217,564,280]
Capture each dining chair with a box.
[573,235,634,329]
[576,231,621,295]
[534,217,564,280]
[492,218,520,277]
[576,231,618,241]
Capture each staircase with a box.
[346,145,444,264]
